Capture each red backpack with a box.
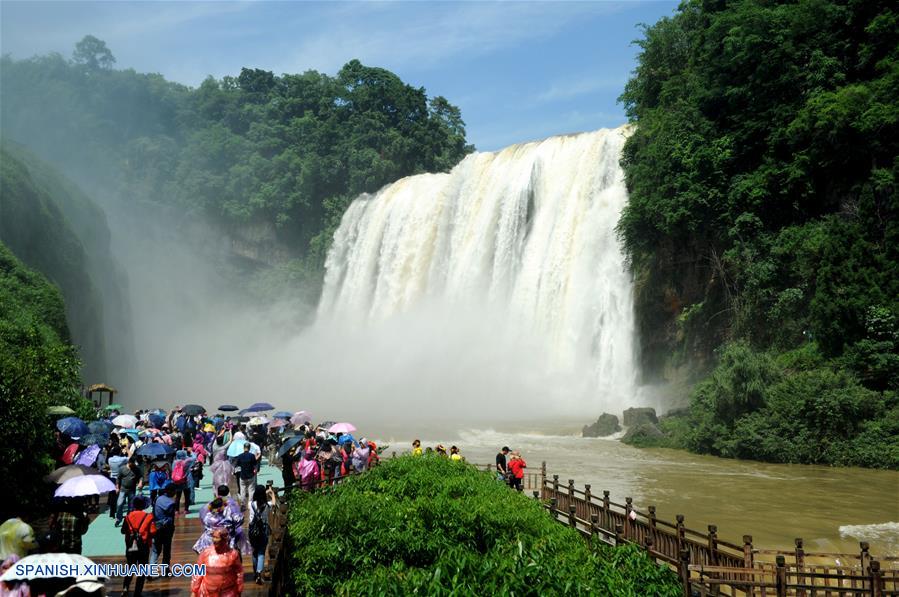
[172,459,189,484]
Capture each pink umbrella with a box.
[55,474,116,498]
[290,411,312,426]
[328,422,356,434]
[269,419,288,428]
[75,445,101,467]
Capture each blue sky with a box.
[1,1,678,151]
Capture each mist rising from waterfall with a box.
[316,126,638,419]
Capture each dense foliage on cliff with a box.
[619,0,898,467]
[285,456,680,595]
[0,41,473,274]
[0,145,117,381]
[0,243,92,517]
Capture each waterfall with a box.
[318,126,638,415]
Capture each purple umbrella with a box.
[242,402,275,413]
[328,422,356,434]
[55,474,116,498]
[75,445,101,467]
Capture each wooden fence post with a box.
[870,559,882,597]
[584,483,592,505]
[648,505,657,528]
[550,497,558,520]
[707,524,719,566]
[540,461,546,499]
[391,450,396,459]
[602,490,611,531]
[794,537,806,597]
[743,535,754,568]
[676,514,686,553]
[590,514,599,538]
[615,524,625,547]
[679,548,692,597]
[775,555,787,597]
[569,504,577,529]
[553,474,559,495]
[532,490,539,501]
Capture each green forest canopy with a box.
[619,0,898,467]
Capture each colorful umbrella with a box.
[75,444,101,466]
[269,418,288,428]
[112,414,137,428]
[56,417,89,438]
[62,442,80,465]
[328,422,356,434]
[48,405,76,416]
[290,411,312,426]
[104,403,124,411]
[242,402,274,413]
[248,416,270,426]
[226,439,260,457]
[0,552,106,582]
[55,474,115,497]
[43,464,98,484]
[181,404,206,416]
[218,404,239,412]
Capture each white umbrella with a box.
[55,474,116,498]
[0,552,107,582]
[248,416,270,426]
[226,439,260,457]
[112,414,137,428]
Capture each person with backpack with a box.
[248,484,278,585]
[122,495,156,596]
[147,461,170,507]
[171,450,196,514]
[150,484,176,569]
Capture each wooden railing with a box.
[537,470,899,596]
[263,457,898,596]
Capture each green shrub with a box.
[285,456,680,596]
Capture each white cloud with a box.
[273,2,626,75]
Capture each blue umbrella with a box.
[56,417,89,438]
[241,402,274,413]
[147,413,165,428]
[136,443,174,458]
[338,433,358,447]
[227,439,260,457]
[273,411,292,419]
[78,433,108,446]
[278,435,304,457]
[88,420,114,434]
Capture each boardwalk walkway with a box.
[82,463,283,596]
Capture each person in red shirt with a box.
[122,495,157,596]
[191,527,244,597]
[507,451,527,492]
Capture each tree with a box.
[72,35,115,70]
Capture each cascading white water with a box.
[318,126,638,415]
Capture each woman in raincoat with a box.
[193,498,250,555]
[191,527,243,597]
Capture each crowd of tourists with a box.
[1,403,526,596]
